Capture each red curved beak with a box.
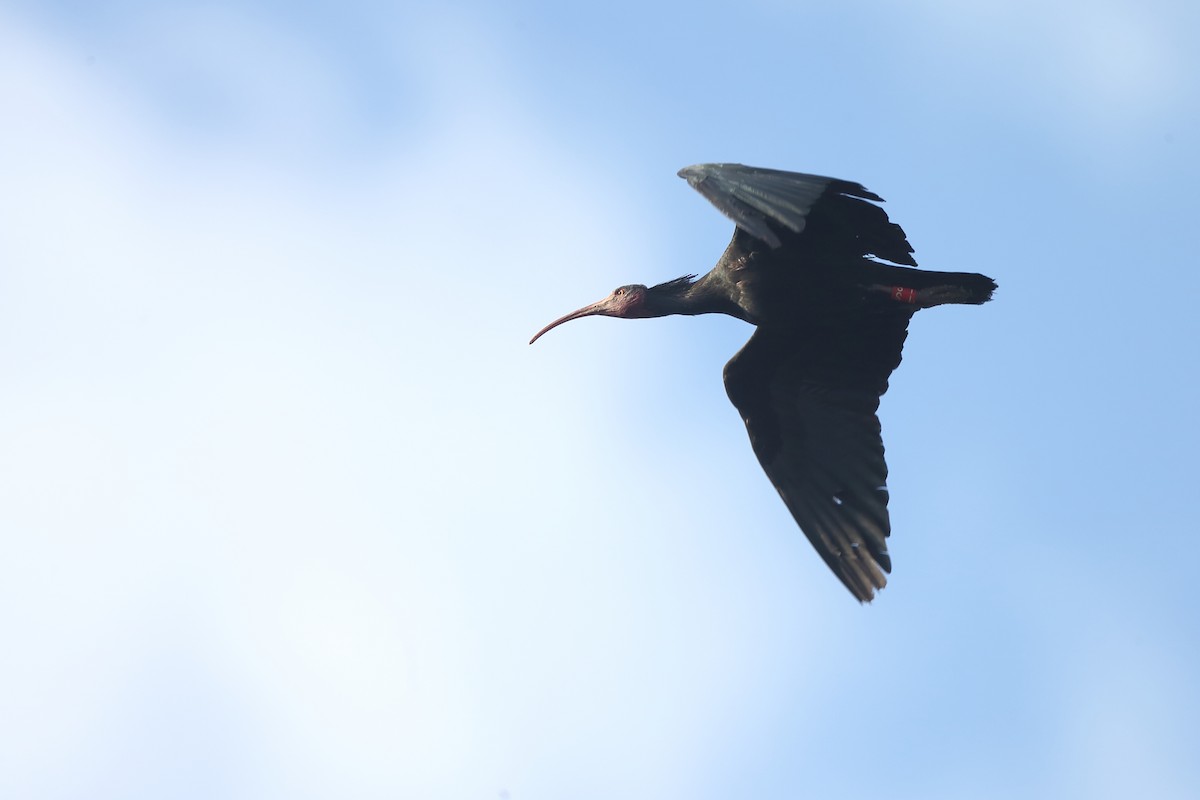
[529,295,619,344]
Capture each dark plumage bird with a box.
[530,164,995,602]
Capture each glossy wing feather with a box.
[723,315,912,602]
[679,162,916,265]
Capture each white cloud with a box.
[0,7,834,799]
[1056,619,1197,799]
[912,0,1186,143]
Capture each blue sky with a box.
[2,1,1198,798]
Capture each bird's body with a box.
[531,164,995,602]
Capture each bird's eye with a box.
[614,287,625,296]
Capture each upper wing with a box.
[723,313,912,602]
[678,163,917,265]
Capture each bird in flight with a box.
[530,163,995,602]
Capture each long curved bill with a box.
[529,296,616,344]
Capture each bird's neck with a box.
[645,275,744,319]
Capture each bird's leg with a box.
[867,283,980,308]
[867,283,921,304]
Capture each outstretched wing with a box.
[723,313,913,602]
[678,162,916,265]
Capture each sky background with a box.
[2,1,1199,798]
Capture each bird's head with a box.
[529,284,651,344]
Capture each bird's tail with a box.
[917,271,997,306]
[865,266,997,308]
